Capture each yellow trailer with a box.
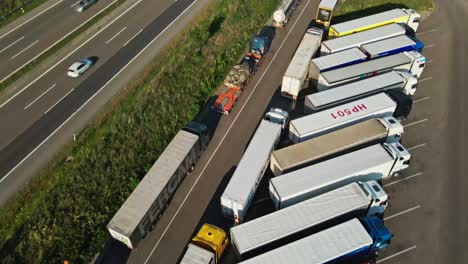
[328,8,421,38]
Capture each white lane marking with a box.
[70,0,81,8]
[105,26,127,44]
[407,143,426,151]
[24,83,56,109]
[384,205,421,221]
[44,88,74,115]
[123,29,143,47]
[419,76,432,83]
[426,59,433,63]
[10,40,39,60]
[417,28,438,36]
[0,0,137,107]
[404,118,429,128]
[0,0,64,40]
[384,172,422,187]
[414,96,430,103]
[0,36,25,54]
[425,44,435,48]
[143,0,314,262]
[0,0,197,184]
[379,245,417,263]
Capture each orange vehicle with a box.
[212,87,241,115]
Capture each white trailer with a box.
[320,23,407,55]
[307,71,418,112]
[328,8,421,38]
[309,47,367,82]
[221,109,288,223]
[317,51,425,91]
[180,244,215,264]
[281,28,323,99]
[230,181,387,259]
[289,92,411,143]
[273,0,297,26]
[269,142,411,209]
[271,117,403,176]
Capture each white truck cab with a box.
[403,51,426,78]
[379,116,404,143]
[405,9,421,32]
[396,71,418,96]
[383,142,412,174]
[265,108,289,129]
[359,180,388,217]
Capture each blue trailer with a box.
[360,35,424,59]
[239,217,392,264]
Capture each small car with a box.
[67,57,97,77]
[75,0,97,12]
[212,87,241,115]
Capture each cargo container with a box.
[317,51,425,90]
[328,8,421,38]
[309,47,367,81]
[239,217,392,264]
[231,181,387,259]
[271,117,403,176]
[281,28,323,99]
[269,142,411,209]
[289,92,411,143]
[307,71,417,112]
[320,23,407,55]
[361,35,424,59]
[220,109,288,223]
[107,122,210,249]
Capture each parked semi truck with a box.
[289,91,411,143]
[239,217,392,264]
[180,224,228,264]
[107,122,210,249]
[321,23,407,55]
[316,0,339,27]
[328,8,421,38]
[317,51,425,90]
[231,181,387,259]
[269,142,410,209]
[271,117,403,176]
[281,28,323,99]
[306,71,417,112]
[273,0,299,27]
[220,108,289,223]
[361,34,424,59]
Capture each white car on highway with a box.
[67,57,97,78]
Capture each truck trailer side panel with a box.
[361,35,424,58]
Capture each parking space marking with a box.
[123,29,143,47]
[106,26,127,44]
[10,40,38,60]
[419,76,432,83]
[0,36,24,54]
[24,83,56,110]
[417,28,438,36]
[425,44,436,48]
[404,118,429,128]
[379,245,417,263]
[384,205,421,221]
[426,59,433,64]
[70,0,81,8]
[44,88,74,115]
[384,172,422,187]
[408,143,426,151]
[414,96,430,104]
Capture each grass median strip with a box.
[0,0,279,262]
[0,0,126,94]
[0,0,49,30]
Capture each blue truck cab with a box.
[361,216,392,252]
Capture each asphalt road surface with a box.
[0,0,205,205]
[121,0,468,264]
[0,0,118,83]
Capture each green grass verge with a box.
[0,0,126,94]
[0,0,49,29]
[0,0,279,262]
[334,0,435,22]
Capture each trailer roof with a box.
[270,144,392,202]
[321,23,405,53]
[222,120,281,206]
[180,244,213,264]
[108,130,198,236]
[285,33,322,79]
[321,52,411,83]
[361,35,416,56]
[291,93,395,138]
[331,9,408,34]
[239,218,372,264]
[273,119,387,171]
[311,48,367,72]
[308,71,404,109]
[319,0,339,9]
[231,183,369,255]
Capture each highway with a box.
[0,0,118,83]
[0,0,208,205]
[122,0,468,264]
